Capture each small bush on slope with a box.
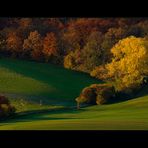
[76,83,116,108]
[0,95,16,119]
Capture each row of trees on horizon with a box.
[0,17,148,93]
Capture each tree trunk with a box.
[77,102,80,110]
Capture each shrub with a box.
[0,95,16,118]
[94,84,116,104]
[0,104,10,116]
[64,52,76,69]
[76,87,96,105]
[0,95,9,104]
[76,83,116,108]
[90,65,109,80]
[90,83,115,105]
[96,95,106,105]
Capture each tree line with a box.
[0,18,146,63]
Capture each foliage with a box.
[76,87,96,105]
[76,83,115,107]
[64,31,103,73]
[101,27,128,63]
[80,31,103,72]
[0,18,147,69]
[6,31,23,57]
[90,65,109,80]
[0,32,6,55]
[0,95,16,118]
[64,49,82,70]
[23,30,43,60]
[105,36,148,92]
[43,32,58,62]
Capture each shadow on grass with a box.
[0,107,86,124]
[106,85,148,105]
[0,58,102,103]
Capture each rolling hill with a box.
[0,94,148,130]
[0,58,101,110]
[0,58,148,130]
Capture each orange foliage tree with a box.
[23,30,43,60]
[18,18,32,28]
[43,32,58,62]
[63,18,100,51]
[6,31,23,57]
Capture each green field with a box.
[0,58,148,130]
[0,58,101,107]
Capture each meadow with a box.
[0,58,148,130]
[0,58,101,107]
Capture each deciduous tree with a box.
[6,31,23,57]
[23,30,43,60]
[43,32,58,62]
[106,36,148,91]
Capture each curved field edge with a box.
[0,58,101,107]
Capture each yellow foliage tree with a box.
[106,36,148,91]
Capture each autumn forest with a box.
[0,18,148,130]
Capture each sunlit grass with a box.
[1,94,148,130]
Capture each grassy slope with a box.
[0,58,101,108]
[0,58,148,130]
[0,95,148,130]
